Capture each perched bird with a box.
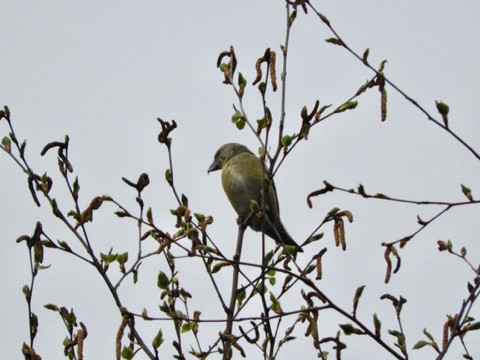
[208,143,302,252]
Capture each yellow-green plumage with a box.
[208,143,302,252]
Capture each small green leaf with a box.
[152,329,164,349]
[269,292,282,314]
[412,340,429,350]
[157,271,170,290]
[4,105,10,119]
[316,104,332,119]
[307,233,324,243]
[461,184,474,201]
[336,101,358,113]
[118,252,128,264]
[44,304,59,312]
[257,117,266,129]
[181,322,193,333]
[121,346,134,359]
[340,323,363,335]
[388,329,405,346]
[231,110,242,123]
[165,169,173,185]
[115,210,130,218]
[254,282,267,295]
[325,37,345,46]
[304,264,316,274]
[211,262,225,274]
[326,207,340,218]
[236,288,246,307]
[435,101,449,115]
[264,250,274,264]
[238,72,247,88]
[58,240,72,252]
[353,285,366,314]
[300,105,308,120]
[288,9,297,26]
[1,136,11,153]
[146,207,153,224]
[281,135,293,147]
[194,213,205,222]
[235,120,246,130]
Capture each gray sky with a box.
[1,1,480,359]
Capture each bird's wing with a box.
[266,177,281,219]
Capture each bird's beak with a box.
[207,160,221,174]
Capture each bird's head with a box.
[207,143,252,173]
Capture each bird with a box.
[208,143,303,253]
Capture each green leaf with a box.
[146,207,153,224]
[388,329,405,346]
[159,302,171,316]
[1,136,11,153]
[165,169,173,184]
[300,105,308,120]
[269,292,282,314]
[236,288,246,307]
[266,269,276,276]
[435,101,449,115]
[44,304,59,312]
[254,282,267,295]
[181,322,193,333]
[413,340,429,350]
[231,110,242,123]
[304,264,316,274]
[288,9,297,26]
[461,184,474,201]
[107,254,118,262]
[235,120,246,130]
[238,72,247,88]
[181,194,188,206]
[58,240,72,252]
[353,285,366,313]
[194,213,205,222]
[281,135,293,147]
[307,233,324,243]
[257,117,266,129]
[336,101,358,113]
[121,346,134,359]
[157,271,170,290]
[4,105,10,119]
[211,262,226,274]
[118,252,128,264]
[325,37,345,46]
[316,104,332,118]
[326,207,340,218]
[264,250,274,264]
[152,329,164,349]
[283,275,293,288]
[340,323,363,335]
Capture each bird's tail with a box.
[267,220,303,253]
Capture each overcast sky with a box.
[1,1,480,359]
